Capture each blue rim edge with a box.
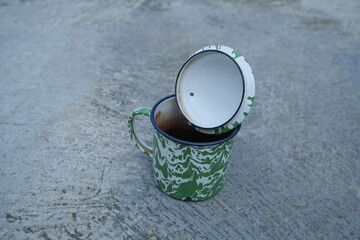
[150,95,241,147]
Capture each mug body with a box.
[150,95,240,201]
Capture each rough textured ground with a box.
[0,0,359,239]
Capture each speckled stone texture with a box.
[0,0,359,239]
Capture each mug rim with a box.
[150,95,241,146]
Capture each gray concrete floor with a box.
[0,0,359,239]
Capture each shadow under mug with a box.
[128,95,241,201]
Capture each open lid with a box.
[175,45,255,135]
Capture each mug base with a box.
[154,177,226,202]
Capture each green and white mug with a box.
[128,95,241,201]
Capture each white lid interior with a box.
[176,51,244,129]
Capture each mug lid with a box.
[175,45,255,135]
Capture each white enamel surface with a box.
[176,51,244,128]
[196,55,255,134]
[177,45,255,135]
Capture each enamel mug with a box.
[128,95,241,201]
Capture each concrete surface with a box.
[0,0,359,239]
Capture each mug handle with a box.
[128,107,153,157]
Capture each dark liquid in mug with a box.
[165,129,230,142]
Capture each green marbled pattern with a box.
[152,131,234,201]
[128,107,152,156]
